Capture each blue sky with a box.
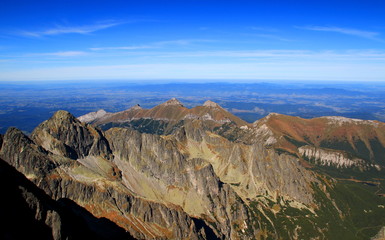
[0,0,384,82]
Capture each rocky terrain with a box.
[1,98,385,239]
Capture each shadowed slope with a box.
[0,158,135,240]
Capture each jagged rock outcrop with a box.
[31,110,111,159]
[104,127,256,239]
[0,127,56,177]
[38,175,212,240]
[180,122,316,205]
[299,145,367,168]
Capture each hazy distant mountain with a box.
[1,98,385,239]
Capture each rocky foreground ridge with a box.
[1,98,385,239]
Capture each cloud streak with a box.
[150,49,385,61]
[7,49,385,62]
[19,21,123,37]
[2,49,384,81]
[299,26,382,41]
[1,61,384,81]
[40,51,88,57]
[90,46,151,51]
[90,39,214,51]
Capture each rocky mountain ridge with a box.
[79,98,247,134]
[253,113,385,172]
[1,98,385,239]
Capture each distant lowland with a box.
[1,81,385,135]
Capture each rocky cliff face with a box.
[0,158,135,240]
[0,127,56,177]
[2,99,385,239]
[299,145,368,168]
[104,127,257,239]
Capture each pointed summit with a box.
[161,98,184,107]
[52,110,77,123]
[32,110,110,159]
[130,104,142,110]
[203,100,221,108]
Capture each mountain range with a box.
[1,98,385,239]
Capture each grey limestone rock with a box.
[31,110,111,159]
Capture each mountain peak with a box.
[265,112,281,118]
[52,110,76,122]
[203,100,221,108]
[130,104,142,110]
[253,113,282,126]
[161,98,184,107]
[96,109,107,114]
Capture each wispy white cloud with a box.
[90,39,214,51]
[26,51,88,57]
[156,39,209,45]
[7,49,385,62]
[19,21,123,37]
[90,46,151,51]
[42,51,88,57]
[298,26,383,41]
[150,49,385,61]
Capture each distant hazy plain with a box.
[1,81,385,134]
